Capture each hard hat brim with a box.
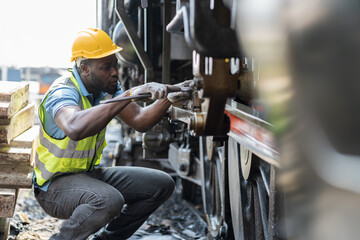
[71,46,123,62]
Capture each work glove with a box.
[173,79,194,89]
[167,91,191,103]
[130,82,180,101]
[167,80,194,103]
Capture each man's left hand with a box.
[166,80,194,103]
[167,91,191,103]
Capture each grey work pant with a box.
[34,166,175,240]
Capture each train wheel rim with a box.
[200,137,225,237]
[228,137,274,240]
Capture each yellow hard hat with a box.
[71,28,123,62]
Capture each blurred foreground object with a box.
[236,0,360,239]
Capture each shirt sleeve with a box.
[44,87,80,119]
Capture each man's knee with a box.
[90,187,125,221]
[156,172,175,201]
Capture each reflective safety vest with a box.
[34,73,107,186]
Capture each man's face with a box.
[86,54,120,95]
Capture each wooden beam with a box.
[4,125,39,148]
[0,125,39,166]
[0,82,30,119]
[0,189,16,218]
[0,148,32,165]
[0,103,35,144]
[0,165,33,188]
[0,217,11,240]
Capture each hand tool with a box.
[100,93,152,104]
[99,87,193,104]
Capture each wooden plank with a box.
[0,126,39,166]
[0,189,16,218]
[0,82,30,119]
[0,102,35,126]
[0,148,32,165]
[0,165,33,188]
[0,217,11,240]
[5,125,39,148]
[0,103,35,144]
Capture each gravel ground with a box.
[8,185,207,240]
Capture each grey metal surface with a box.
[166,5,186,34]
[240,144,252,180]
[162,0,171,84]
[228,136,276,240]
[114,0,153,83]
[228,131,279,168]
[187,0,240,57]
[199,137,226,238]
[169,106,193,125]
[112,21,141,66]
[228,137,244,240]
[225,100,271,128]
[168,143,201,186]
[225,101,279,167]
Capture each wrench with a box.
[100,87,192,104]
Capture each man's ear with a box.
[80,64,90,76]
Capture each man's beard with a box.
[106,84,118,94]
[91,74,118,94]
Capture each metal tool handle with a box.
[178,87,193,92]
[100,86,192,104]
[100,93,152,104]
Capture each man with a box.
[33,28,189,240]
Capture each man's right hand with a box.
[131,82,180,101]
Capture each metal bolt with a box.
[179,164,188,172]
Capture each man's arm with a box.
[116,81,193,132]
[55,82,187,139]
[55,90,132,141]
[117,99,172,132]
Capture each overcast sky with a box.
[0,0,97,68]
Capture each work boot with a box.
[90,232,107,240]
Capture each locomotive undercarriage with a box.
[98,0,282,239]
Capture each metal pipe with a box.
[166,6,184,34]
[165,5,196,52]
[96,0,99,28]
[114,0,153,83]
[144,8,148,53]
[162,0,171,84]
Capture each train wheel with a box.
[200,137,227,238]
[228,137,276,240]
